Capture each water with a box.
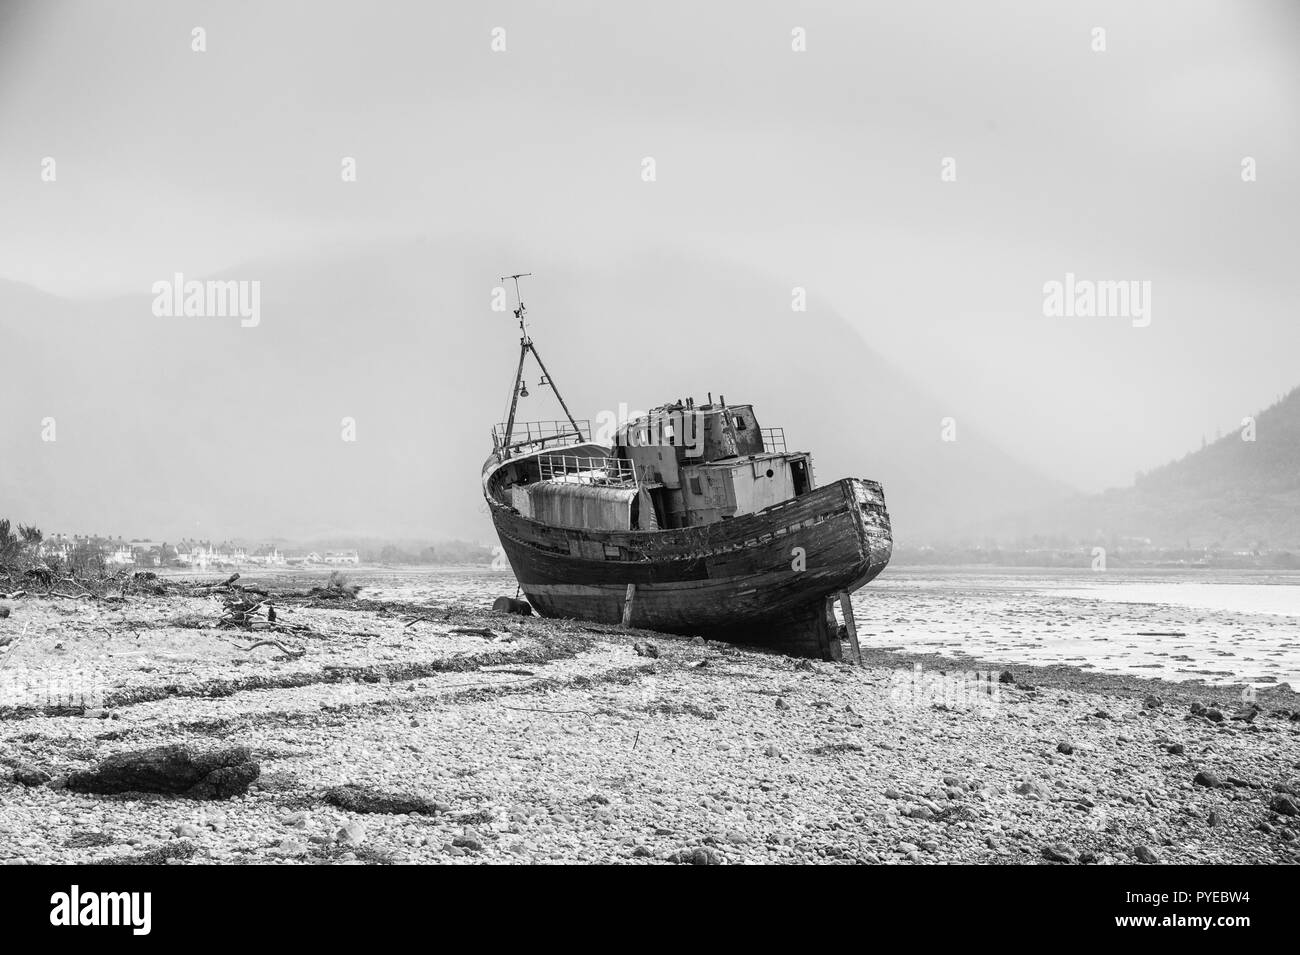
[850,568,1300,688]
[318,565,1300,689]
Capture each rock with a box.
[12,765,50,787]
[64,745,259,799]
[998,670,1015,684]
[1231,705,1261,723]
[1205,708,1224,723]
[1056,742,1075,755]
[491,596,532,615]
[1164,743,1185,756]
[884,787,902,799]
[775,697,790,710]
[1042,843,1077,863]
[1014,781,1048,799]
[1093,710,1111,720]
[336,821,367,846]
[671,846,723,865]
[324,784,440,816]
[632,642,659,658]
[1190,701,1206,715]
[1258,821,1274,834]
[1193,770,1223,788]
[936,804,979,824]
[173,822,203,839]
[0,604,10,619]
[272,837,309,858]
[1133,845,1160,864]
[1208,810,1222,827]
[453,829,483,851]
[763,745,781,758]
[1144,695,1163,709]
[1269,794,1299,817]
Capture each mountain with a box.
[988,387,1300,551]
[0,238,1067,544]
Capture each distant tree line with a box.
[365,540,494,565]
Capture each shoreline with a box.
[1,581,1297,865]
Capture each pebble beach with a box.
[2,569,1298,865]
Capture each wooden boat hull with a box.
[488,476,892,657]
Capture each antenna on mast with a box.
[500,272,533,342]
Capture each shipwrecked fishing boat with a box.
[482,277,892,659]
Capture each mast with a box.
[498,273,584,458]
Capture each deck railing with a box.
[761,427,787,453]
[537,454,646,487]
[492,419,592,453]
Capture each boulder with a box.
[1269,794,1299,817]
[323,783,440,816]
[64,744,259,799]
[12,764,50,787]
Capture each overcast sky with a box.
[2,0,1298,502]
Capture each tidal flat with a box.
[1,567,1297,865]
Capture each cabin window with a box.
[603,544,621,559]
[766,468,774,478]
[733,416,747,430]
[689,477,703,495]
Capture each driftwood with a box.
[448,627,498,639]
[229,638,306,658]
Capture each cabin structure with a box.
[484,396,816,534]
[614,397,814,529]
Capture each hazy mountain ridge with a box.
[2,239,1070,544]
[984,387,1300,551]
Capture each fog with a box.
[2,1,1297,542]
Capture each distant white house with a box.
[323,549,360,565]
[39,539,73,561]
